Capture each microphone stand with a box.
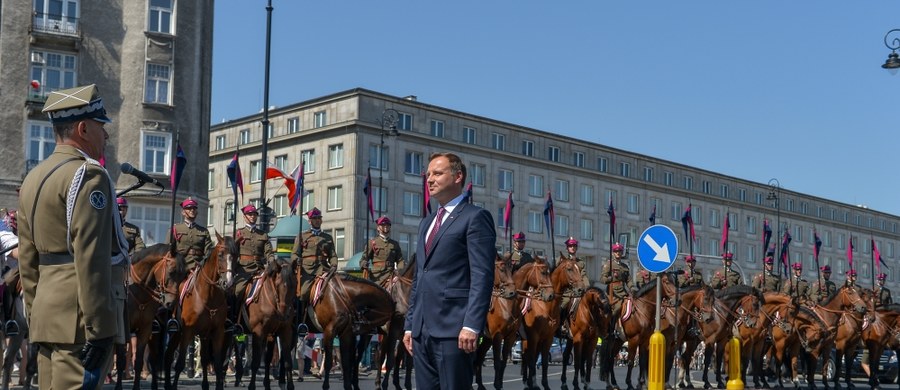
[116,180,148,198]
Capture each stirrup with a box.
[166,318,181,334]
[4,320,17,337]
[297,323,309,337]
[151,320,161,334]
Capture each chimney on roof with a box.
[403,95,417,101]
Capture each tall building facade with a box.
[209,88,899,289]
[0,0,214,245]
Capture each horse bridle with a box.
[555,258,584,299]
[517,264,554,302]
[129,254,179,308]
[492,261,517,300]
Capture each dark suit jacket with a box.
[405,202,496,338]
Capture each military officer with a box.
[782,262,811,303]
[710,252,743,290]
[293,207,336,329]
[600,242,632,319]
[18,85,128,389]
[844,269,860,289]
[117,197,145,257]
[677,255,704,288]
[559,237,590,334]
[171,197,212,270]
[230,204,276,333]
[361,216,403,284]
[875,273,893,309]
[633,270,653,292]
[751,255,782,293]
[507,232,534,272]
[810,265,838,304]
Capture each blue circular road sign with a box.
[637,225,679,273]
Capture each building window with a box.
[249,160,262,183]
[397,113,412,130]
[287,117,299,133]
[405,152,423,175]
[148,0,173,34]
[756,192,764,205]
[720,184,729,198]
[643,167,653,182]
[26,121,56,167]
[747,245,756,263]
[528,211,543,234]
[556,215,569,237]
[746,216,756,234]
[214,135,226,150]
[548,146,560,162]
[787,199,794,212]
[141,131,171,174]
[144,63,170,104]
[693,205,702,226]
[128,205,172,245]
[302,190,315,212]
[273,195,288,217]
[684,176,693,190]
[573,152,585,167]
[702,181,711,194]
[273,154,288,171]
[498,169,513,191]
[580,185,594,206]
[671,201,683,221]
[239,129,250,145]
[471,163,486,187]
[33,0,79,35]
[522,140,534,156]
[327,186,343,211]
[710,209,720,228]
[300,149,315,173]
[739,188,747,202]
[30,50,77,100]
[332,228,345,259]
[373,187,387,213]
[553,179,569,202]
[328,144,344,169]
[463,127,477,144]
[619,162,630,178]
[313,111,327,128]
[824,230,832,247]
[491,133,505,151]
[369,144,390,172]
[794,225,803,243]
[430,120,444,138]
[266,123,274,139]
[403,191,422,217]
[597,157,608,173]
[627,193,640,214]
[208,169,215,190]
[528,175,543,197]
[580,219,593,241]
[664,171,674,186]
[729,212,738,231]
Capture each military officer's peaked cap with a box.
[306,207,322,218]
[513,232,526,241]
[376,216,391,225]
[241,204,258,214]
[42,84,112,125]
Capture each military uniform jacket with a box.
[678,267,704,288]
[782,276,811,301]
[363,236,402,282]
[18,145,121,344]
[565,254,591,290]
[751,271,782,293]
[170,222,212,269]
[810,280,837,304]
[875,286,893,308]
[710,268,743,290]
[292,229,336,277]
[236,225,274,269]
[600,260,631,299]
[123,221,145,257]
[509,250,534,272]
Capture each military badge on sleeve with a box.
[89,190,107,209]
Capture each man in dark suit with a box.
[402,152,496,389]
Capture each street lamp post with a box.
[882,29,900,75]
[379,109,400,217]
[767,178,781,276]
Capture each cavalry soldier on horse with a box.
[171,197,212,271]
[117,197,145,257]
[230,204,276,334]
[506,232,534,272]
[875,273,893,309]
[710,252,742,290]
[844,269,861,289]
[361,216,403,284]
[559,237,590,334]
[810,265,837,304]
[293,207,337,332]
[752,255,782,293]
[600,242,631,338]
[782,262,811,303]
[677,254,704,288]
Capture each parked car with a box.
[511,339,566,364]
[822,349,898,384]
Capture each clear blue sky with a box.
[213,1,900,216]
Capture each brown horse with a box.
[512,256,557,390]
[770,305,829,389]
[740,292,798,389]
[864,303,900,390]
[375,254,416,390]
[553,254,591,390]
[809,285,869,390]
[164,234,231,390]
[562,287,611,390]
[244,258,297,390]
[119,244,187,390]
[301,240,394,390]
[474,254,520,390]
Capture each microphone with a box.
[121,163,165,188]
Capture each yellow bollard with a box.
[648,331,665,390]
[726,337,744,390]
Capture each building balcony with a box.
[30,13,81,49]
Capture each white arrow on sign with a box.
[642,234,672,263]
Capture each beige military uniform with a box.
[875,286,893,309]
[810,279,837,304]
[122,221,145,257]
[18,145,128,389]
[600,259,632,317]
[508,249,534,273]
[362,235,403,284]
[234,225,275,298]
[678,267,704,288]
[782,276,811,303]
[751,271,782,293]
[293,229,336,302]
[710,268,743,290]
[170,222,212,270]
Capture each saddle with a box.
[243,273,266,305]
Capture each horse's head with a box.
[131,244,187,310]
[587,287,612,334]
[157,251,188,309]
[513,256,554,302]
[736,291,762,329]
[493,254,516,298]
[837,285,869,314]
[551,256,586,297]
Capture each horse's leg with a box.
[541,343,552,390]
[831,349,842,390]
[198,337,211,390]
[132,329,150,390]
[247,334,261,390]
[715,342,727,389]
[561,338,572,390]
[842,349,856,390]
[354,335,371,390]
[473,335,491,390]
[263,336,276,390]
[498,333,515,390]
[339,334,358,390]
[281,331,297,390]
[572,340,582,390]
[172,334,191,390]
